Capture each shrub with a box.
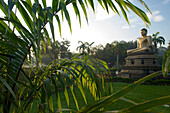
[106,77,170,85]
[106,77,135,83]
[154,79,170,85]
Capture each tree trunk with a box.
[117,53,119,72]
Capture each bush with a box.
[106,77,135,83]
[154,79,170,85]
[144,79,154,85]
[143,79,170,85]
[106,77,170,85]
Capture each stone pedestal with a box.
[119,52,161,79]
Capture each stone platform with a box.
[119,52,161,79]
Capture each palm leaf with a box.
[60,0,72,33]
[52,0,59,13]
[26,0,32,7]
[55,15,62,36]
[125,1,150,26]
[42,0,47,8]
[16,1,33,32]
[119,96,170,113]
[47,7,55,42]
[138,0,151,14]
[162,51,170,77]
[72,2,81,27]
[88,0,95,12]
[0,75,17,101]
[78,0,88,23]
[79,71,162,112]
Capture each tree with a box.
[86,42,94,55]
[76,41,86,54]
[168,41,170,51]
[1,0,169,113]
[111,41,126,71]
[41,39,72,65]
[104,43,114,67]
[51,40,72,59]
[91,44,108,62]
[158,36,165,47]
[76,41,94,55]
[152,32,165,50]
[91,41,137,67]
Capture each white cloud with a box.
[131,25,136,28]
[162,0,170,4]
[121,16,139,30]
[153,15,164,22]
[95,5,116,21]
[147,10,165,22]
[122,24,136,30]
[130,17,138,23]
[122,25,130,29]
[152,10,160,15]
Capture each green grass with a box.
[51,82,170,113]
[110,82,170,113]
[26,82,170,112]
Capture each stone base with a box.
[119,52,161,79]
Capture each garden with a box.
[0,0,170,113]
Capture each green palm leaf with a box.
[60,0,72,33]
[119,96,170,113]
[79,71,162,112]
[0,76,17,101]
[16,1,33,32]
[72,2,81,27]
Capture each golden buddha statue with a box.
[127,28,152,54]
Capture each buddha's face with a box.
[141,30,147,37]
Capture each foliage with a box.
[106,77,170,86]
[106,77,135,83]
[105,82,170,112]
[78,71,170,113]
[41,39,72,65]
[152,32,165,51]
[91,40,137,67]
[0,54,109,112]
[162,50,170,77]
[168,42,170,51]
[1,0,169,113]
[76,41,94,55]
[148,79,170,85]
[44,82,170,112]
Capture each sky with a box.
[54,0,170,52]
[1,0,170,52]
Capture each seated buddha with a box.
[127,28,152,54]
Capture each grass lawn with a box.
[27,82,170,112]
[51,82,170,113]
[109,82,170,113]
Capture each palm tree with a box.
[1,0,170,113]
[152,32,165,50]
[152,32,159,49]
[76,41,94,55]
[158,36,165,47]
[76,41,86,54]
[86,42,94,55]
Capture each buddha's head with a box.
[141,28,147,37]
